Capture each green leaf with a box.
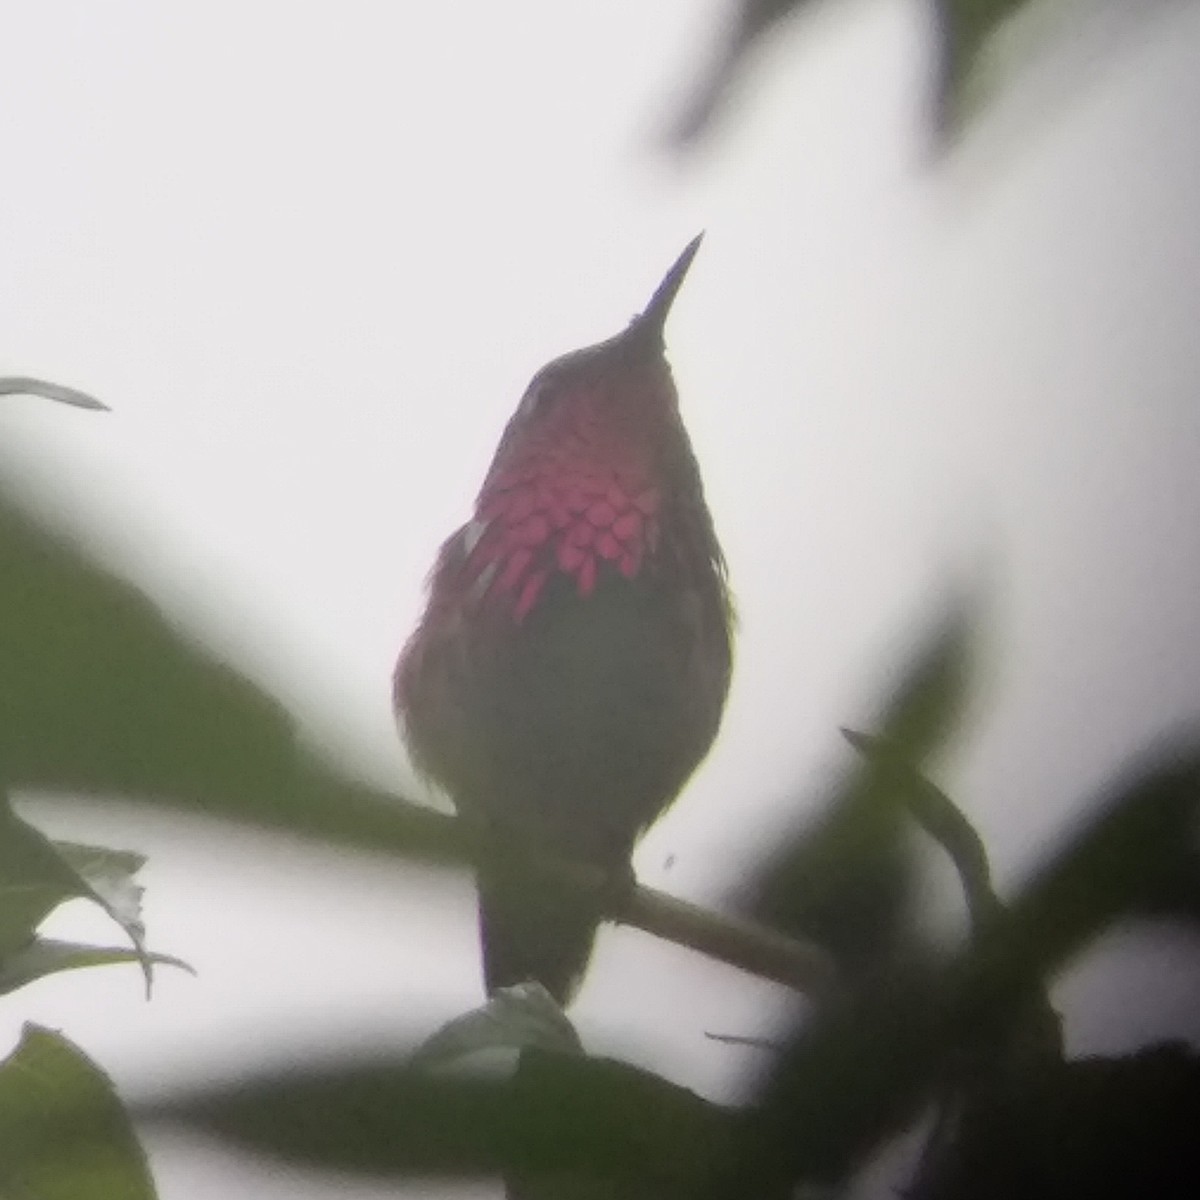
[0,800,92,960]
[864,591,978,761]
[931,0,1057,141]
[665,0,1039,150]
[722,748,1200,1197]
[0,487,459,864]
[666,0,1142,155]
[0,376,108,411]
[138,1048,734,1194]
[968,751,1200,994]
[54,841,150,964]
[55,842,147,902]
[0,803,169,992]
[0,1024,156,1200]
[665,0,809,149]
[748,595,979,976]
[0,937,192,996]
[413,983,584,1072]
[911,1042,1200,1199]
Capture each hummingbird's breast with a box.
[455,450,662,622]
[396,444,731,858]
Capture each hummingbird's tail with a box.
[476,853,602,1006]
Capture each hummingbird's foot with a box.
[597,860,638,919]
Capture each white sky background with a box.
[2,2,1200,1197]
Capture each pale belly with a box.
[400,566,730,866]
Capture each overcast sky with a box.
[2,3,1200,1197]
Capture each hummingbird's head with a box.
[462,236,709,619]
[492,233,703,464]
[533,229,702,382]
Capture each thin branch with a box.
[842,728,1001,935]
[475,827,840,1000]
[621,875,838,999]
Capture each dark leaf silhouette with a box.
[138,1048,735,1196]
[722,748,1200,1196]
[0,488,458,865]
[668,0,1132,150]
[747,594,977,978]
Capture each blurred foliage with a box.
[747,596,975,980]
[930,0,1035,136]
[670,0,1130,148]
[7,433,1198,1195]
[4,1,1200,1189]
[727,752,1200,1197]
[111,746,1200,1198]
[0,483,459,865]
[913,1041,1200,1200]
[137,1048,735,1197]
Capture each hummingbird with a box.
[395,237,733,1005]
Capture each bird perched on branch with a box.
[395,237,733,1005]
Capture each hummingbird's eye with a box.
[519,377,560,418]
